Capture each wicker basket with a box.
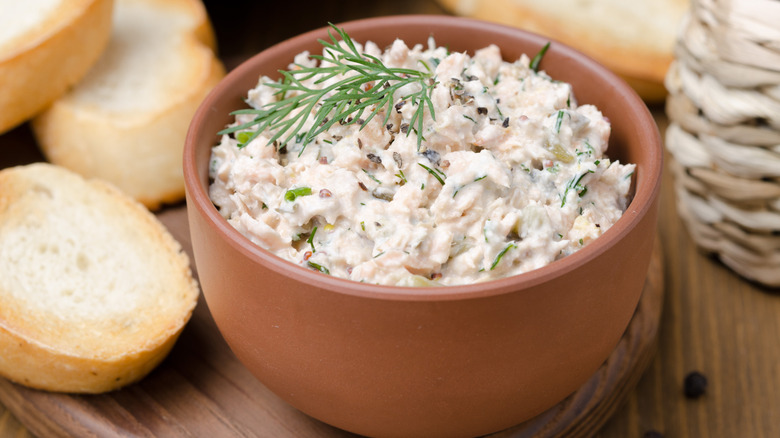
[665,0,780,287]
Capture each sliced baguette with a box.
[31,0,225,210]
[0,163,199,393]
[0,0,113,134]
[436,0,689,102]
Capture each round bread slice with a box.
[436,0,689,102]
[0,0,113,134]
[0,163,199,393]
[31,0,226,210]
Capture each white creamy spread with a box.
[209,37,635,287]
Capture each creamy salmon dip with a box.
[209,37,635,286]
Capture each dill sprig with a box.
[220,23,437,152]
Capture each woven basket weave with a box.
[665,0,780,287]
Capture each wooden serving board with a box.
[0,203,664,438]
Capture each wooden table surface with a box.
[1,1,779,437]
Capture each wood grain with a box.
[596,111,780,438]
[0,206,662,438]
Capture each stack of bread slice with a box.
[32,0,225,209]
[665,0,780,287]
[0,0,222,393]
[0,0,113,134]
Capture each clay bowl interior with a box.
[183,15,662,438]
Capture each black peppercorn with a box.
[684,371,708,398]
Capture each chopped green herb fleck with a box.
[362,169,382,184]
[284,186,312,202]
[474,175,487,182]
[307,226,318,252]
[561,173,589,207]
[463,114,477,123]
[360,221,366,231]
[554,110,565,133]
[395,169,407,184]
[236,131,253,144]
[490,243,517,270]
[530,42,551,73]
[307,261,330,275]
[579,238,584,245]
[418,163,446,185]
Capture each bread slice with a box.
[436,0,689,102]
[0,163,199,393]
[31,0,226,210]
[0,0,113,134]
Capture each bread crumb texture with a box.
[0,163,199,393]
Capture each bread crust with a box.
[0,0,114,134]
[0,163,199,393]
[31,0,226,210]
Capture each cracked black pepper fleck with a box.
[684,371,708,398]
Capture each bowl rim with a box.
[184,14,663,302]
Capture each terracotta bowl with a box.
[183,15,662,438]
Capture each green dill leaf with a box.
[307,261,330,275]
[490,243,517,270]
[418,163,445,185]
[395,169,407,184]
[561,173,589,207]
[307,226,318,252]
[554,110,564,133]
[362,169,382,185]
[530,42,551,73]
